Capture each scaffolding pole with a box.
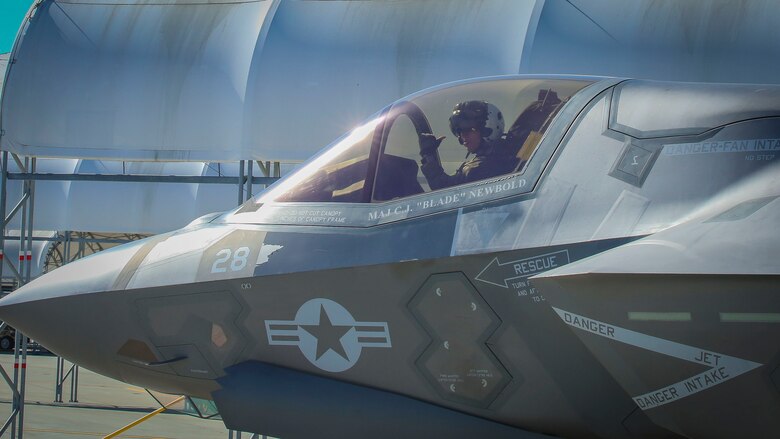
[246,160,254,200]
[54,357,79,404]
[0,152,8,282]
[238,160,245,205]
[0,153,35,439]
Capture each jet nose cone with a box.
[0,237,151,349]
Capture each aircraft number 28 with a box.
[211,247,251,273]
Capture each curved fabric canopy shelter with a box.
[0,0,534,161]
[3,0,777,162]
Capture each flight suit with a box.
[420,140,515,190]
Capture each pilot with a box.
[418,100,514,190]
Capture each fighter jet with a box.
[1,75,779,439]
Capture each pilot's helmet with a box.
[449,100,505,142]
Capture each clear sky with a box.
[0,0,30,53]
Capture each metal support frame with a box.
[54,356,79,404]
[0,152,36,439]
[5,172,277,185]
[246,160,254,200]
[0,322,20,438]
[3,234,142,244]
[0,153,36,289]
[41,231,148,275]
[237,160,279,203]
[238,160,245,205]
[0,153,8,283]
[0,155,281,438]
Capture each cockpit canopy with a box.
[255,77,594,204]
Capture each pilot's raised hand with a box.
[419,133,445,156]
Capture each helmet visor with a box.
[449,113,481,136]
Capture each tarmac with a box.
[0,352,240,438]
